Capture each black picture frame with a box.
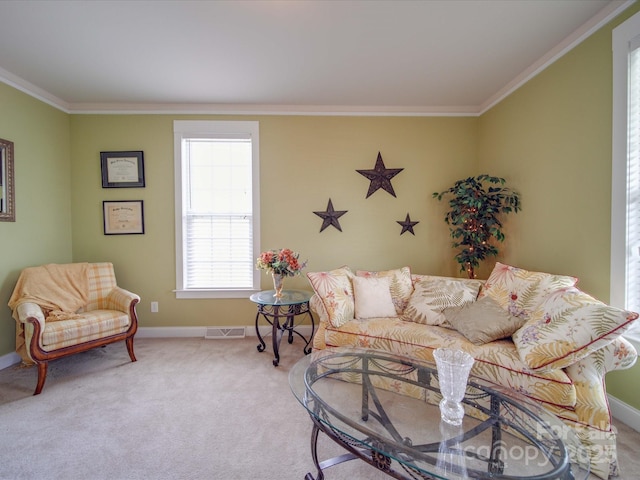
[103,200,145,235]
[100,151,145,188]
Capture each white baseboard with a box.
[0,351,21,370]
[137,325,314,338]
[608,394,640,433]
[136,326,208,338]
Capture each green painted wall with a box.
[69,114,477,329]
[0,83,72,356]
[478,3,640,408]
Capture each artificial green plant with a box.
[433,174,521,279]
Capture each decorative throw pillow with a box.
[356,267,413,315]
[478,262,578,320]
[352,276,397,319]
[306,266,355,328]
[402,276,483,326]
[512,286,639,371]
[444,295,528,345]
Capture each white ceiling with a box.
[0,0,633,115]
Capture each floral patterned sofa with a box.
[307,262,638,479]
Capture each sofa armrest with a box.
[104,287,141,313]
[11,302,47,364]
[562,338,636,435]
[15,302,46,328]
[565,337,637,380]
[595,337,637,373]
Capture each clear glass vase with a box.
[272,273,284,298]
[433,348,475,426]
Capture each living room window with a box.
[173,120,260,298]
[612,12,640,341]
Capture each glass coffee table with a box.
[289,348,590,480]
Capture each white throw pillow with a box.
[352,276,397,319]
[356,267,413,314]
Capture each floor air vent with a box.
[204,327,246,339]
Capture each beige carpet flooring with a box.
[0,337,638,480]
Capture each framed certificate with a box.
[103,200,145,235]
[100,151,145,188]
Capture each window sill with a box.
[174,289,259,299]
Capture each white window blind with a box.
[628,41,640,316]
[174,121,260,298]
[613,13,640,342]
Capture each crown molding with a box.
[66,102,480,117]
[0,66,70,113]
[480,0,635,115]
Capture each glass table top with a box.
[249,289,312,306]
[290,347,591,480]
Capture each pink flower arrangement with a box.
[256,248,307,277]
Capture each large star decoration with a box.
[313,198,348,232]
[397,213,419,235]
[356,152,404,198]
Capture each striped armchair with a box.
[9,262,140,395]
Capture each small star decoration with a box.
[313,198,348,232]
[356,151,404,198]
[397,213,419,235]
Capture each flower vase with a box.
[433,348,474,426]
[272,273,284,298]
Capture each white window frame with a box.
[612,11,640,343]
[174,120,261,298]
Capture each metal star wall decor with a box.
[397,213,419,235]
[356,151,404,198]
[313,198,348,232]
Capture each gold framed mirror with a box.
[0,137,15,222]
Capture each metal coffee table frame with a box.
[291,349,588,480]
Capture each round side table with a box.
[249,289,315,366]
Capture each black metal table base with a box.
[255,302,315,366]
[306,416,414,480]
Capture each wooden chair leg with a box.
[34,362,48,395]
[126,336,137,362]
